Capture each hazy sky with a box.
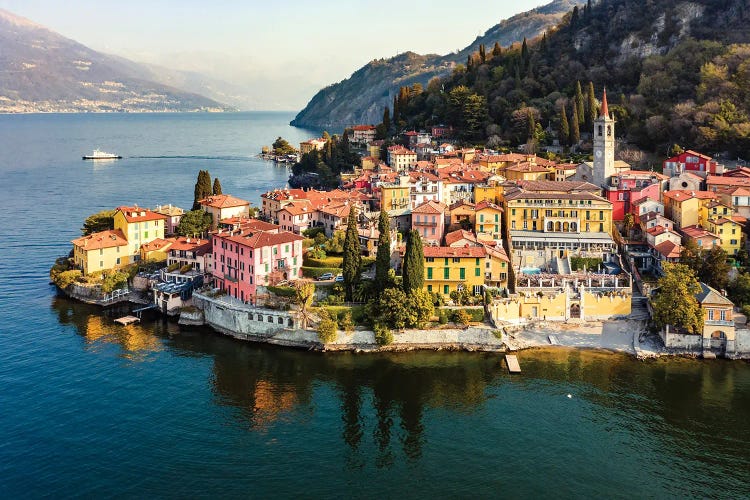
[0,0,550,109]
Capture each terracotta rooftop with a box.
[652,240,681,259]
[413,200,447,214]
[72,229,128,251]
[199,194,250,209]
[140,238,173,252]
[116,206,168,223]
[516,180,601,193]
[662,190,717,201]
[445,229,478,246]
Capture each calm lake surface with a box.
[0,112,749,498]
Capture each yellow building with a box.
[114,206,167,262]
[503,187,616,256]
[662,190,717,229]
[380,177,411,211]
[474,176,505,205]
[139,238,173,262]
[503,162,554,182]
[475,201,503,240]
[448,201,476,230]
[484,243,509,288]
[697,282,736,348]
[424,246,486,296]
[71,229,129,275]
[706,216,742,255]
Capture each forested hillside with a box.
[393,0,750,157]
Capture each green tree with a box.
[212,177,222,195]
[623,213,635,236]
[374,287,410,329]
[479,43,486,64]
[492,42,502,58]
[586,81,598,129]
[81,209,115,235]
[192,170,212,210]
[651,263,703,335]
[570,102,580,145]
[383,106,391,133]
[317,309,338,344]
[323,230,346,255]
[669,143,685,156]
[374,322,393,346]
[176,210,212,237]
[272,137,296,155]
[293,280,315,329]
[700,246,731,291]
[342,205,361,302]
[728,272,750,306]
[575,81,585,125]
[406,289,435,328]
[559,103,570,147]
[402,230,424,294]
[680,239,704,275]
[375,210,392,297]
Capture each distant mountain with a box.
[291,0,580,130]
[0,9,229,113]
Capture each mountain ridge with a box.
[290,0,581,130]
[0,8,230,113]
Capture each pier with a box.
[505,355,522,373]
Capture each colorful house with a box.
[662,190,716,229]
[423,246,487,296]
[412,200,447,245]
[139,238,173,262]
[211,229,304,304]
[663,150,724,178]
[475,200,503,240]
[448,201,476,230]
[71,229,129,275]
[680,225,720,251]
[166,236,212,274]
[113,206,167,261]
[604,170,667,221]
[199,194,251,229]
[705,217,742,255]
[153,204,185,236]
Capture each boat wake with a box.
[130,155,256,161]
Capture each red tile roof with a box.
[72,229,128,250]
[653,240,681,259]
[140,238,173,252]
[662,190,717,201]
[445,229,478,246]
[219,229,304,248]
[116,206,168,223]
[413,200,447,214]
[199,194,250,209]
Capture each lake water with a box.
[1,112,749,498]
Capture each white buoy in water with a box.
[567,394,572,398]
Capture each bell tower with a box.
[592,88,615,188]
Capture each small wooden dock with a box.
[114,315,140,326]
[505,354,521,373]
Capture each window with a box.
[511,221,516,229]
[426,257,435,263]
[427,285,433,292]
[444,285,449,295]
[427,268,433,279]
[721,310,726,321]
[479,214,484,222]
[460,268,465,280]
[708,309,714,320]
[586,211,590,220]
[273,247,277,255]
[545,210,552,217]
[475,267,480,277]
[99,249,103,255]
[116,257,120,265]
[599,211,604,220]
[599,223,604,232]
[511,209,516,216]
[453,257,461,263]
[144,231,148,239]
[444,268,450,279]
[523,221,528,229]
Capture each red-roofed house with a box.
[166,236,212,274]
[605,170,667,221]
[663,150,724,178]
[71,229,129,275]
[387,145,417,170]
[423,245,487,296]
[277,200,316,234]
[114,206,168,260]
[412,200,447,245]
[351,125,377,144]
[211,229,304,303]
[645,225,682,248]
[445,229,479,248]
[681,225,720,251]
[199,194,251,229]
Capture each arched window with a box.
[547,221,554,232]
[571,222,578,232]
[598,125,603,137]
[607,125,612,137]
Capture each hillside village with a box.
[55,90,750,358]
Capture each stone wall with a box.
[660,330,703,350]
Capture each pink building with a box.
[412,200,447,245]
[211,228,304,304]
[663,150,724,178]
[605,170,667,221]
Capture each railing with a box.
[705,319,734,327]
[224,273,238,283]
[101,287,130,303]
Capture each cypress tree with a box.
[212,177,222,195]
[492,42,502,58]
[342,204,361,302]
[479,44,486,64]
[586,81,598,130]
[521,38,529,65]
[570,103,580,145]
[575,81,585,126]
[383,106,391,132]
[527,109,536,143]
[392,94,400,126]
[375,210,391,296]
[559,104,570,147]
[192,170,212,210]
[402,230,424,294]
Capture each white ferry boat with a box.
[82,149,122,160]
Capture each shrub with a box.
[167,262,181,272]
[340,312,354,334]
[438,309,448,324]
[742,304,750,320]
[302,227,326,239]
[452,309,472,325]
[179,264,193,274]
[101,271,128,294]
[305,246,327,260]
[317,311,338,344]
[570,257,603,272]
[304,256,343,268]
[374,322,393,346]
[267,285,296,297]
[55,269,82,289]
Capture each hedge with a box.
[304,256,343,268]
[323,305,366,325]
[442,307,485,323]
[301,266,342,279]
[266,285,296,297]
[570,257,603,272]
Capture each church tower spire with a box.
[592,87,615,188]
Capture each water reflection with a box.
[54,295,750,483]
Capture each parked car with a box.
[334,274,344,282]
[318,272,334,281]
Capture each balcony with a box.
[224,272,238,283]
[543,217,581,233]
[414,220,438,227]
[705,319,734,327]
